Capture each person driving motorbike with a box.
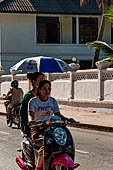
[28,80,76,170]
[20,72,45,137]
[5,80,23,123]
[20,72,45,166]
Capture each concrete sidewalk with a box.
[59,105,113,132]
[0,100,113,132]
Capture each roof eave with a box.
[0,11,102,15]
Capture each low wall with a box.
[0,68,113,102]
[74,80,98,100]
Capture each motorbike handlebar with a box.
[29,119,70,128]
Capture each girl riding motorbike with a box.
[28,80,76,170]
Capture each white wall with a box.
[74,80,98,100]
[1,69,113,102]
[51,80,71,99]
[0,13,112,74]
[0,13,36,73]
[1,14,35,53]
[104,80,113,100]
[0,14,111,54]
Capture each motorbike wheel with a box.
[27,164,34,170]
[15,107,21,129]
[12,107,20,128]
[17,118,21,129]
[22,148,35,170]
[6,117,12,127]
[17,122,21,129]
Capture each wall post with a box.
[70,71,74,99]
[46,73,50,81]
[97,68,103,101]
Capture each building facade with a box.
[0,0,113,73]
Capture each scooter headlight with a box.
[53,127,67,146]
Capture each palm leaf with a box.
[86,40,113,57]
[103,5,113,23]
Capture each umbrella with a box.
[10,56,73,73]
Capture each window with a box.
[36,17,60,43]
[79,60,92,69]
[79,18,98,44]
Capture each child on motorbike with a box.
[5,80,23,124]
[28,80,76,170]
[20,72,45,137]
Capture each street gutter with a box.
[68,123,113,133]
[0,111,113,133]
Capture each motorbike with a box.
[16,116,80,170]
[4,101,21,128]
[4,100,11,111]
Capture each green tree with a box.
[103,4,113,23]
[80,0,109,68]
[87,40,113,63]
[86,5,113,67]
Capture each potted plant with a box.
[87,40,113,69]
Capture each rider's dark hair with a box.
[38,80,51,90]
[27,72,44,86]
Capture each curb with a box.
[69,123,113,133]
[57,99,113,113]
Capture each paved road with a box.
[1,102,113,131]
[71,127,113,170]
[0,116,113,170]
[0,116,21,170]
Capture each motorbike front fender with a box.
[51,153,75,168]
[16,156,27,170]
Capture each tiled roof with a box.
[0,0,102,14]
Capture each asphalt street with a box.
[0,115,113,170]
[1,102,113,132]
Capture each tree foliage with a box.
[87,40,113,59]
[103,5,113,23]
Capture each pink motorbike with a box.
[16,116,80,170]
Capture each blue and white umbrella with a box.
[10,56,73,73]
